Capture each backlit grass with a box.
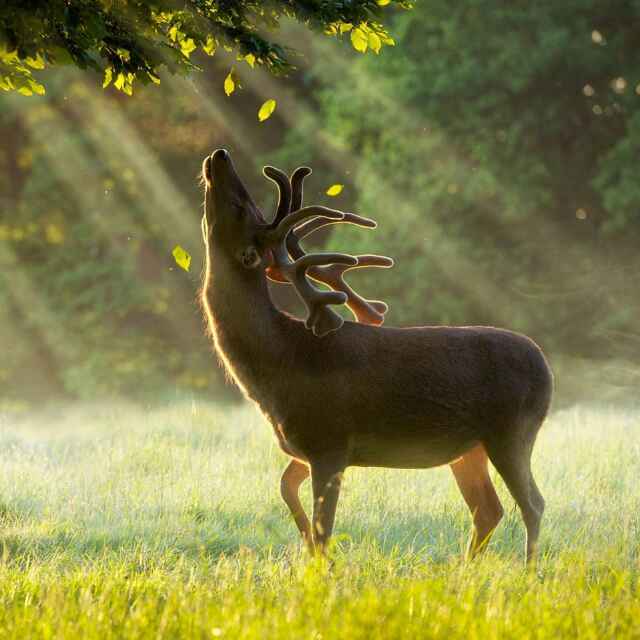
[0,401,637,638]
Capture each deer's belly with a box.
[348,433,476,469]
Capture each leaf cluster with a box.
[0,0,406,95]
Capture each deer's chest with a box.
[270,421,308,461]
[255,401,307,460]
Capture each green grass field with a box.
[0,401,638,638]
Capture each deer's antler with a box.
[260,165,393,337]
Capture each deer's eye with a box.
[240,246,261,269]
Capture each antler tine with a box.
[307,255,394,325]
[285,167,311,260]
[286,168,376,259]
[295,212,377,240]
[277,251,357,337]
[263,166,292,228]
[291,166,312,212]
[265,206,345,245]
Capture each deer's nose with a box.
[212,148,229,163]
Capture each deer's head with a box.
[201,148,393,337]
[201,148,266,272]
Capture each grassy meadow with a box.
[0,400,638,638]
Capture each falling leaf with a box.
[224,71,235,96]
[258,98,276,122]
[326,184,344,196]
[45,223,64,245]
[172,245,191,272]
[351,28,368,53]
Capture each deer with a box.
[199,148,553,563]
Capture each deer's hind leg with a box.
[484,431,545,563]
[450,444,504,559]
[280,458,313,550]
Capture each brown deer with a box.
[200,149,553,562]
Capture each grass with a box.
[0,400,638,638]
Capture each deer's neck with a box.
[202,253,298,408]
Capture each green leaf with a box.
[172,245,191,272]
[258,99,276,122]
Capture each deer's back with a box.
[265,320,553,469]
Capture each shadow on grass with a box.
[0,489,610,571]
[0,502,541,570]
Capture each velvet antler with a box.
[260,165,393,337]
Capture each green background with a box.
[2,0,639,408]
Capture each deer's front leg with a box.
[280,458,313,549]
[310,455,346,553]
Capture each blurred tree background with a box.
[2,0,640,409]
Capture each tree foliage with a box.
[2,1,640,406]
[272,0,640,360]
[0,71,222,404]
[0,0,404,96]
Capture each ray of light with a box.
[1,78,212,397]
[237,34,627,331]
